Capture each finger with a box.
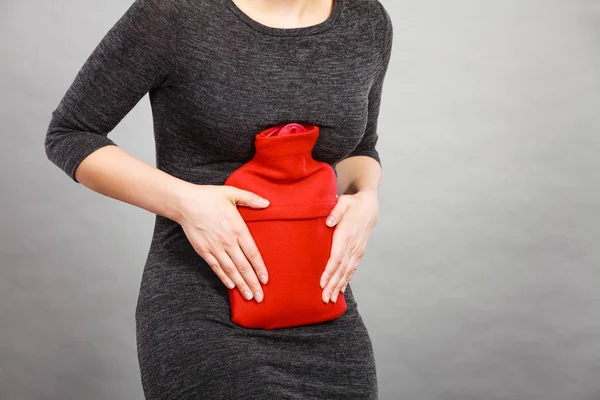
[320,222,349,289]
[228,187,270,209]
[320,244,343,290]
[342,261,359,293]
[214,248,254,301]
[340,241,366,293]
[326,196,350,227]
[332,253,361,302]
[225,240,264,303]
[238,230,269,285]
[325,249,352,304]
[188,233,237,290]
[202,250,235,290]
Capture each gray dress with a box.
[45,0,393,398]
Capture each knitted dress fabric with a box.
[44,0,393,398]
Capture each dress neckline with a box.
[226,0,343,37]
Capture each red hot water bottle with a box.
[223,123,347,330]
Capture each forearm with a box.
[74,145,191,223]
[334,155,382,196]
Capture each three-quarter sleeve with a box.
[345,2,393,167]
[44,0,178,183]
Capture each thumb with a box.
[227,187,270,208]
[326,196,350,227]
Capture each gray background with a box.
[1,0,599,399]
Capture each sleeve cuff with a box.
[45,130,118,183]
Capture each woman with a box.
[45,0,393,398]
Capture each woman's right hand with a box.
[174,184,270,303]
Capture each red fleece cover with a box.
[223,123,347,330]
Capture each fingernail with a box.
[244,290,253,300]
[323,293,330,303]
[226,280,235,289]
[254,291,263,302]
[331,293,338,303]
[259,274,268,284]
[320,279,327,289]
[260,198,270,206]
[326,216,335,226]
[341,286,346,293]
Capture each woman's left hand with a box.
[320,189,379,303]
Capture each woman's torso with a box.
[149,0,382,182]
[141,0,388,316]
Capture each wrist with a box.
[166,179,196,224]
[354,188,379,208]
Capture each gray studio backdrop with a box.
[2,0,599,399]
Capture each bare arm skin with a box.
[74,145,187,223]
[335,155,381,196]
[70,142,271,304]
